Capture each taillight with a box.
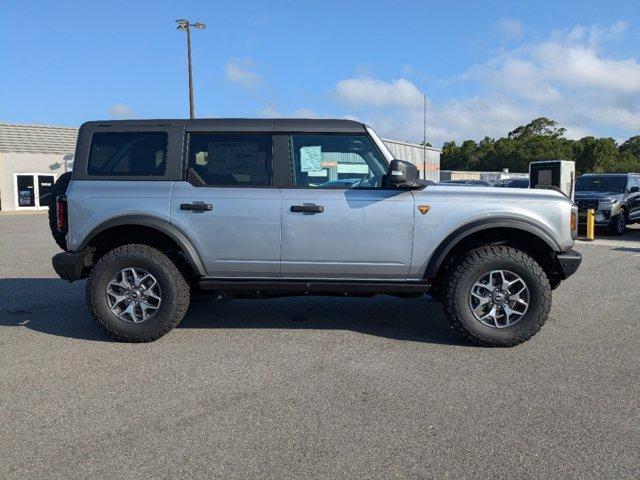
[56,196,68,233]
[570,210,577,239]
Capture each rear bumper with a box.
[555,250,582,279]
[52,251,90,282]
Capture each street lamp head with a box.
[193,22,206,29]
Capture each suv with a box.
[574,173,640,235]
[50,119,581,347]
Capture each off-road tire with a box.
[47,172,72,251]
[442,246,551,347]
[608,209,627,236]
[86,244,190,342]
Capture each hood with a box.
[423,185,571,204]
[575,191,621,198]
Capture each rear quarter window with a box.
[87,132,168,176]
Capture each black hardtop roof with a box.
[80,118,367,133]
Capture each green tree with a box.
[619,136,640,159]
[440,117,640,175]
[508,117,566,140]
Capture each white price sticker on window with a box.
[300,146,322,173]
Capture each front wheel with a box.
[86,244,191,342]
[442,246,551,347]
[608,211,626,236]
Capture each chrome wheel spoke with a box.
[139,300,158,321]
[127,268,142,287]
[118,302,136,322]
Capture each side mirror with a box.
[385,159,418,188]
[629,186,640,193]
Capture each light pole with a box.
[176,19,206,119]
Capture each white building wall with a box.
[0,152,73,211]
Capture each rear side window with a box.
[188,133,273,186]
[88,132,168,176]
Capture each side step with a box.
[198,278,431,295]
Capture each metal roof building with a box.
[0,123,77,212]
[382,138,441,183]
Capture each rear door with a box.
[280,133,415,280]
[170,132,282,277]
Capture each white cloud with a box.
[224,59,261,89]
[498,18,524,40]
[335,77,424,108]
[331,21,640,146]
[108,104,134,119]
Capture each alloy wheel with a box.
[469,270,530,328]
[106,267,162,323]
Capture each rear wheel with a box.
[86,244,190,342]
[442,246,551,347]
[47,172,72,251]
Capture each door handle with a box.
[180,202,213,212]
[290,204,324,214]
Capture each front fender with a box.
[421,217,561,279]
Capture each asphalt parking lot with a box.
[1,214,639,479]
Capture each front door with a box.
[280,133,415,279]
[171,133,282,277]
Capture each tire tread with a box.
[442,245,551,347]
[86,244,190,342]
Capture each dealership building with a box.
[0,122,440,212]
[0,123,77,212]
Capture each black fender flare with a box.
[424,218,561,279]
[79,215,206,276]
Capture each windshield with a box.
[575,176,626,193]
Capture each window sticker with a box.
[300,146,322,173]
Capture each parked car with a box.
[495,178,530,188]
[49,119,581,347]
[574,173,640,235]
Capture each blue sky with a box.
[1,0,639,146]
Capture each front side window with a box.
[88,132,167,176]
[290,134,388,189]
[188,134,273,187]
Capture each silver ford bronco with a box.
[50,119,581,346]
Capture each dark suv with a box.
[574,173,640,235]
